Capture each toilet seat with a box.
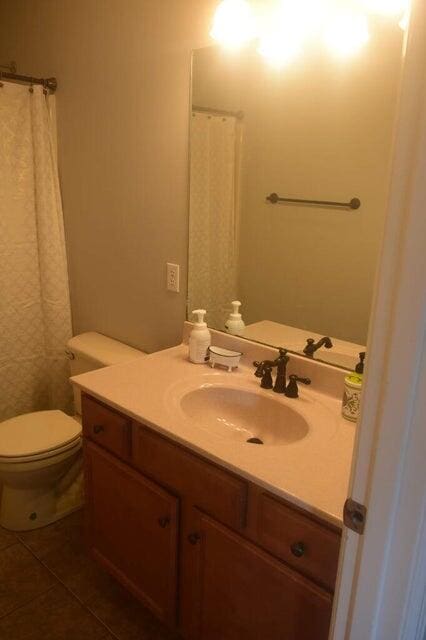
[0,410,82,463]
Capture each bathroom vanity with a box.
[74,332,354,640]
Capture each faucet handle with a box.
[252,361,275,388]
[296,376,311,385]
[285,375,311,398]
[260,365,274,389]
[355,351,366,374]
[303,339,315,357]
[253,360,265,377]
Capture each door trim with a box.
[331,1,426,637]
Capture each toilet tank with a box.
[66,332,146,415]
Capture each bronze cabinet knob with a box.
[93,424,104,434]
[290,541,305,558]
[158,516,170,528]
[188,532,201,545]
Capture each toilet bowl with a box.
[0,410,83,531]
[0,332,146,531]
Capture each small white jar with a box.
[342,373,363,422]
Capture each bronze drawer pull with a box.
[290,542,305,558]
[158,516,170,528]
[188,532,201,545]
[93,425,104,434]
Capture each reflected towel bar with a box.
[266,192,361,210]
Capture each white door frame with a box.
[331,1,426,638]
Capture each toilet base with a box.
[0,473,84,531]
[0,449,84,532]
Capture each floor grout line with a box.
[2,515,178,640]
[15,534,120,640]
[0,540,19,553]
[0,583,57,622]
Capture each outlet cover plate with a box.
[167,262,180,293]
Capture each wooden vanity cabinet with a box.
[256,492,341,592]
[132,423,247,531]
[82,394,132,461]
[84,441,179,625]
[82,393,340,640]
[185,511,333,640]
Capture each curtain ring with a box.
[42,79,48,95]
[29,83,34,93]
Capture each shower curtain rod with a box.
[0,62,57,92]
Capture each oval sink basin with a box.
[180,386,309,446]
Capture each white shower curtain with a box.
[188,111,240,329]
[0,82,73,421]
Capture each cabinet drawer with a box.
[82,395,131,461]
[132,424,247,530]
[257,493,341,591]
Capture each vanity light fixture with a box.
[323,9,370,57]
[210,0,256,49]
[398,9,410,31]
[257,26,303,67]
[211,0,409,62]
[359,0,409,17]
[257,0,320,67]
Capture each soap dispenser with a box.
[225,301,246,336]
[189,309,211,364]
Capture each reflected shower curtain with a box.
[0,83,73,421]
[188,111,240,329]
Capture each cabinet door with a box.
[84,441,178,625]
[185,512,333,640]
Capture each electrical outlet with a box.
[166,262,180,293]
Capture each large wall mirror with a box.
[187,23,403,369]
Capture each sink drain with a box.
[246,437,264,445]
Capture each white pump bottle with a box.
[189,309,211,363]
[225,301,245,336]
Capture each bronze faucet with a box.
[253,348,289,393]
[254,348,311,397]
[303,336,333,358]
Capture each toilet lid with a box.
[0,410,81,458]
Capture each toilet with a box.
[0,332,145,531]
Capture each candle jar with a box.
[342,373,363,422]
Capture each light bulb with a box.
[323,9,369,57]
[359,0,409,17]
[210,0,256,50]
[257,0,323,68]
[284,0,327,37]
[258,32,302,67]
[399,8,410,30]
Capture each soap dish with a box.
[207,346,242,371]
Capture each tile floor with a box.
[0,509,180,640]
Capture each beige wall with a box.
[192,30,402,344]
[0,0,216,352]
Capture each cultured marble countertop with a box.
[71,343,356,528]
